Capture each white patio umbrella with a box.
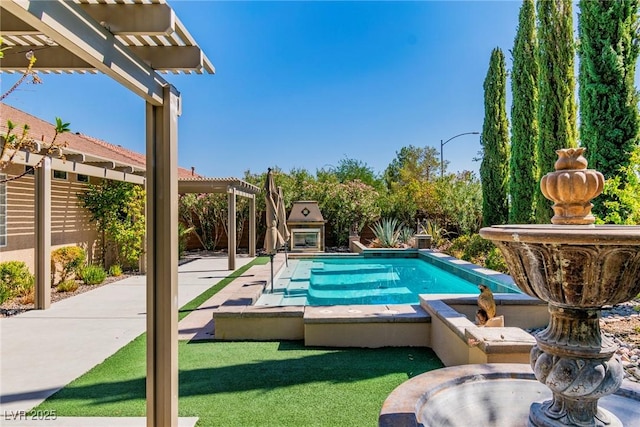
[263,168,284,291]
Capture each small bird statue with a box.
[476,284,496,326]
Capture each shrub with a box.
[448,234,506,272]
[485,247,509,274]
[448,235,471,259]
[57,279,79,293]
[462,234,495,262]
[51,246,86,285]
[0,261,34,304]
[18,288,35,304]
[178,223,195,258]
[108,264,122,277]
[80,265,107,285]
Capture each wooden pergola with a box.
[178,177,261,270]
[1,1,214,426]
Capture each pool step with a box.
[310,271,400,288]
[307,286,415,305]
[310,263,391,275]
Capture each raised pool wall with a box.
[212,249,549,366]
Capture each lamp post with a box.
[440,131,480,177]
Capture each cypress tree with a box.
[536,0,578,223]
[578,0,640,220]
[509,0,539,224]
[480,48,510,227]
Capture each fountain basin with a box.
[379,364,640,427]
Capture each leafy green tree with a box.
[178,193,226,251]
[432,172,483,236]
[383,145,440,189]
[80,181,145,268]
[309,180,381,245]
[377,185,419,227]
[536,0,578,223]
[322,157,383,190]
[578,0,640,220]
[510,0,539,224]
[480,47,510,227]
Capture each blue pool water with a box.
[257,255,520,306]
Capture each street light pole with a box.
[440,131,480,177]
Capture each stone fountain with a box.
[379,148,640,426]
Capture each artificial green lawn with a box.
[37,256,444,426]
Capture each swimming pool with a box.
[255,254,521,306]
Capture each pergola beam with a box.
[78,3,175,36]
[0,46,205,72]
[85,160,116,169]
[2,149,146,185]
[0,3,175,36]
[0,0,167,105]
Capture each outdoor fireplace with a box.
[287,201,325,252]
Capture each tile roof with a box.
[1,102,198,179]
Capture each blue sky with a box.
[2,1,609,179]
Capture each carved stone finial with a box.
[540,148,604,225]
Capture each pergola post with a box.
[146,85,180,427]
[249,195,256,257]
[34,157,51,310]
[228,187,237,270]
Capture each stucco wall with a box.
[0,164,102,272]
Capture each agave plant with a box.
[371,218,403,248]
[398,227,415,246]
[418,219,449,248]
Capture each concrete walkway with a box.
[0,255,253,419]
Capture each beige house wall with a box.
[0,164,102,272]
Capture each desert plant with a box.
[51,246,86,285]
[79,265,107,285]
[398,227,415,246]
[370,218,403,248]
[419,220,450,249]
[57,279,78,293]
[108,264,122,277]
[0,261,34,304]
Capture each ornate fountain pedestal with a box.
[480,224,640,427]
[379,149,640,426]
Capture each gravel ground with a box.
[600,298,640,382]
[526,298,640,383]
